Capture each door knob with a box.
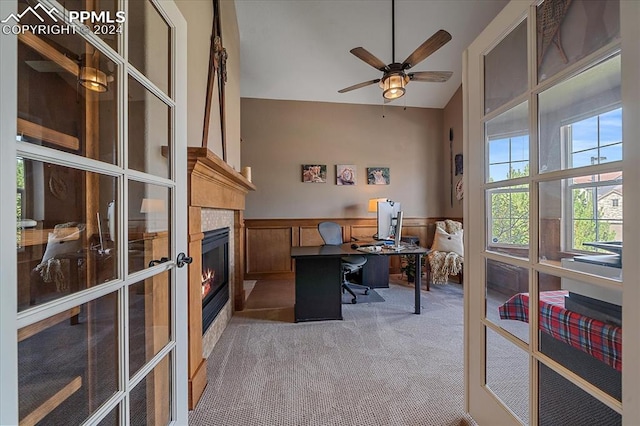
[148,257,170,267]
[176,252,193,268]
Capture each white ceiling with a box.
[235,0,509,109]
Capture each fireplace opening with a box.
[201,227,230,334]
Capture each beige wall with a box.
[176,0,241,171]
[241,98,445,219]
[442,86,463,218]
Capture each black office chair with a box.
[317,221,370,304]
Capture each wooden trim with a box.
[17,119,80,151]
[18,307,81,342]
[186,148,255,408]
[20,376,82,426]
[188,358,207,410]
[18,31,79,76]
[243,217,461,280]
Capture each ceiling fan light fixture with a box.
[381,73,409,100]
[79,66,108,92]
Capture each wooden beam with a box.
[20,376,82,426]
[18,31,79,76]
[18,118,80,151]
[18,307,81,342]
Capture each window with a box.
[488,184,529,246]
[488,135,529,182]
[564,108,623,251]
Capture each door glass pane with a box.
[128,0,170,95]
[487,184,530,259]
[128,181,170,274]
[538,55,621,174]
[537,0,620,83]
[97,406,120,425]
[486,327,529,424]
[18,292,118,425]
[484,19,527,114]
[537,272,621,403]
[129,272,172,377]
[486,101,529,183]
[130,354,172,426]
[58,0,122,52]
[17,159,118,312]
[128,76,171,178]
[539,177,623,282]
[487,258,529,344]
[17,25,118,163]
[538,361,621,425]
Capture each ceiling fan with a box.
[338,0,453,102]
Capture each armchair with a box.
[317,221,370,304]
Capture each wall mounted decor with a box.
[336,164,356,185]
[302,165,327,183]
[367,167,390,185]
[455,153,463,175]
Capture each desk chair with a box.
[318,221,370,304]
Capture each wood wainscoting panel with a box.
[299,226,324,247]
[351,225,377,241]
[246,227,293,276]
[244,218,455,280]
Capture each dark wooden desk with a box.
[290,244,428,322]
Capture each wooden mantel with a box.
[186,147,255,409]
[187,147,256,210]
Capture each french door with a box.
[0,0,188,424]
[465,0,640,424]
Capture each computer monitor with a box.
[394,211,404,247]
[376,200,402,240]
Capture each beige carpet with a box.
[189,277,477,426]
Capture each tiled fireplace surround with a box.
[187,148,255,409]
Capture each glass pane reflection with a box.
[17,9,118,163]
[16,159,118,312]
[537,272,621,402]
[130,354,172,426]
[537,0,620,83]
[128,76,171,178]
[538,361,620,425]
[486,327,529,424]
[18,292,118,425]
[129,272,172,377]
[128,180,170,275]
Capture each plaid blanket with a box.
[499,290,622,372]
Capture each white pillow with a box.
[431,227,464,256]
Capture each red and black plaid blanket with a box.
[499,290,622,372]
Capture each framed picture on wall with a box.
[336,164,356,185]
[302,164,327,183]
[367,167,390,185]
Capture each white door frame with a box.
[0,0,189,423]
[464,1,640,424]
[0,1,20,424]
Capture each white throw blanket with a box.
[428,220,463,284]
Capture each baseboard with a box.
[188,358,207,410]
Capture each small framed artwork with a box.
[302,164,327,183]
[336,164,356,185]
[367,167,390,185]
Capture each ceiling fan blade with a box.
[350,47,388,71]
[402,29,452,70]
[338,79,381,93]
[408,71,453,82]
